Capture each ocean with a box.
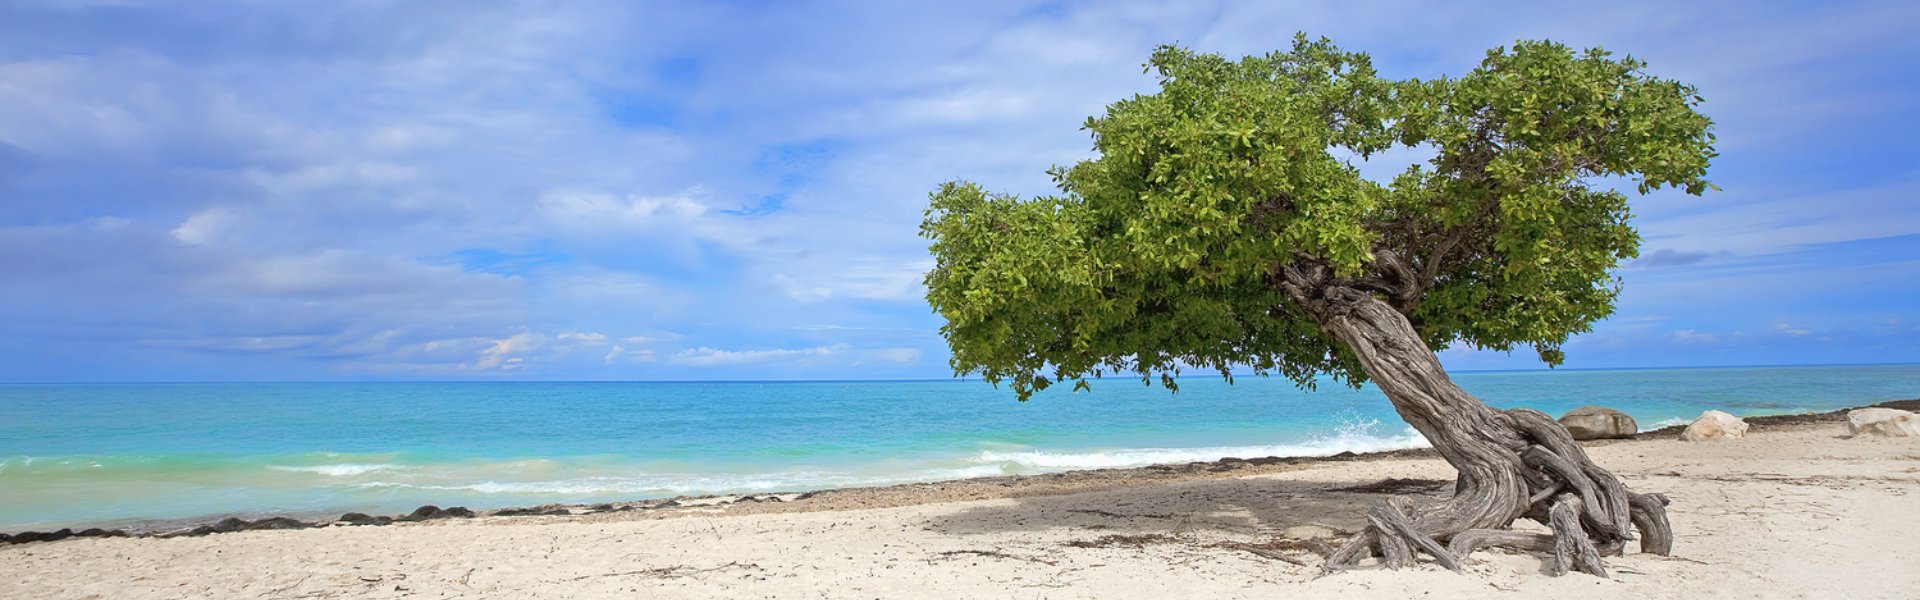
[3,364,1917,531]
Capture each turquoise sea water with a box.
[2,364,1917,531]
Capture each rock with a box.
[0,533,11,543]
[1847,408,1920,437]
[1876,399,1920,412]
[245,517,313,531]
[12,529,74,543]
[181,517,253,536]
[1680,410,1749,441]
[338,512,391,526]
[74,528,128,538]
[401,505,476,521]
[1558,406,1639,440]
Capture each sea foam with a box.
[1643,417,1691,432]
[969,421,1429,471]
[353,470,865,496]
[270,463,403,477]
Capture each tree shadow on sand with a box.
[928,475,1451,539]
[919,473,1600,574]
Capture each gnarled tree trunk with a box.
[1294,285,1672,577]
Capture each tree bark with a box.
[1285,283,1672,575]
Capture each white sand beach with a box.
[3,422,1916,599]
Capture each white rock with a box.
[1680,410,1748,442]
[1847,408,1920,437]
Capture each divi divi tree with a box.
[920,36,1714,576]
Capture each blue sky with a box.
[1,0,1916,382]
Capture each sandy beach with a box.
[3,416,1917,599]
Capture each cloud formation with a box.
[2,1,1917,381]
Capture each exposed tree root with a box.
[1320,408,1674,577]
[1628,492,1674,555]
[1546,494,1607,577]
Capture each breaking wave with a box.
[968,419,1429,471]
[269,463,405,477]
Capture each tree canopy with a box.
[921,36,1716,399]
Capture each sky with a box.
[1,0,1917,382]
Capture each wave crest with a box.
[270,463,404,477]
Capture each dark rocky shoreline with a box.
[6,398,1913,547]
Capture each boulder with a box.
[1558,406,1638,440]
[1847,408,1920,437]
[1680,410,1748,441]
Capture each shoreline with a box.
[4,409,1918,598]
[7,398,1913,543]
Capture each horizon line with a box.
[4,360,1917,386]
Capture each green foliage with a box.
[922,35,1716,399]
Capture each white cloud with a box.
[170,208,238,245]
[602,344,657,365]
[556,331,610,344]
[1775,323,1810,337]
[670,343,851,367]
[770,259,932,303]
[366,125,457,152]
[249,161,420,192]
[1672,330,1718,344]
[772,273,834,301]
[538,191,711,230]
[872,347,922,363]
[468,331,542,370]
[1637,179,1920,257]
[880,87,1035,126]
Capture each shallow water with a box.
[2,364,1916,530]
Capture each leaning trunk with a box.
[1299,286,1673,576]
[1317,287,1532,533]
